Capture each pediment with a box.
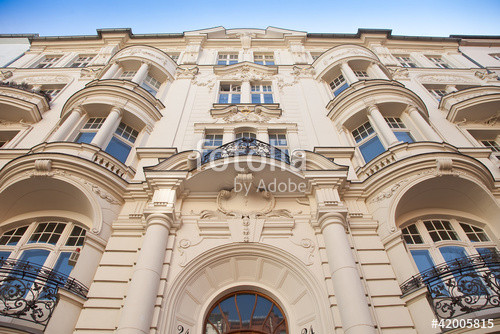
[210,104,281,123]
[214,62,277,80]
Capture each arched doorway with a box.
[204,291,287,334]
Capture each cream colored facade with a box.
[0,27,499,334]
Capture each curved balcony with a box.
[0,257,88,329]
[0,82,50,123]
[400,252,500,320]
[201,137,290,165]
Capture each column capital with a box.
[72,106,85,116]
[366,104,378,114]
[317,211,347,232]
[110,106,123,117]
[144,212,176,231]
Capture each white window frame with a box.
[489,54,500,61]
[119,70,137,79]
[254,53,275,65]
[428,88,447,101]
[427,56,452,69]
[218,83,241,103]
[34,55,61,69]
[251,83,273,104]
[141,75,161,95]
[268,132,289,156]
[70,55,94,68]
[354,70,369,79]
[217,53,239,65]
[395,55,417,68]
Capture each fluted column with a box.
[101,62,120,79]
[367,105,399,147]
[369,62,388,80]
[132,62,150,84]
[116,214,172,334]
[90,107,122,148]
[340,61,358,84]
[51,107,84,141]
[406,106,441,142]
[241,80,251,103]
[319,213,376,334]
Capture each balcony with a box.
[400,252,500,320]
[0,258,88,330]
[201,137,290,165]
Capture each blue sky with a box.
[0,0,499,37]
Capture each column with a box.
[319,213,376,334]
[132,62,150,84]
[91,107,122,148]
[101,62,121,80]
[366,105,399,147]
[50,107,84,141]
[241,81,251,103]
[45,233,106,334]
[340,61,358,84]
[368,62,388,80]
[116,214,172,334]
[406,106,442,142]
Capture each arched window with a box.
[204,291,287,334]
[401,218,497,272]
[0,221,86,277]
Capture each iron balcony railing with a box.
[0,257,89,328]
[201,137,291,165]
[400,252,500,319]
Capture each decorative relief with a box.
[22,76,69,84]
[82,180,120,205]
[457,113,500,126]
[116,48,172,69]
[178,238,202,267]
[474,70,499,81]
[175,66,199,80]
[321,48,375,67]
[80,67,103,79]
[218,64,274,82]
[0,71,13,80]
[290,238,316,266]
[418,74,473,84]
[192,73,216,91]
[387,67,409,79]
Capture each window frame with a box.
[351,121,385,163]
[33,55,61,69]
[104,121,139,164]
[251,83,273,104]
[70,55,95,68]
[395,55,418,68]
[427,56,452,69]
[217,53,239,65]
[218,83,242,104]
[253,53,275,65]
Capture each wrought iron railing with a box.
[201,137,291,165]
[400,252,500,319]
[0,257,88,328]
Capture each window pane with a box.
[231,94,240,103]
[105,137,132,164]
[251,94,260,103]
[53,252,74,276]
[440,246,467,263]
[0,251,11,260]
[19,249,50,267]
[411,250,435,272]
[75,132,96,144]
[218,94,228,103]
[394,131,414,143]
[263,94,273,103]
[333,82,349,96]
[359,136,384,163]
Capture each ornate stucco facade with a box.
[0,27,499,334]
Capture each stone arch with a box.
[160,243,334,334]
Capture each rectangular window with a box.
[352,122,385,163]
[53,252,75,276]
[410,249,435,272]
[141,75,161,95]
[428,88,447,101]
[385,117,414,143]
[427,56,451,69]
[481,140,500,153]
[251,84,273,103]
[0,226,28,246]
[202,133,223,158]
[329,74,348,96]
[354,70,369,79]
[104,122,138,164]
[75,117,105,144]
[424,220,460,242]
[119,70,137,79]
[40,88,61,98]
[34,56,61,69]
[218,54,238,65]
[254,53,275,65]
[65,226,86,246]
[70,55,94,68]
[460,223,489,242]
[269,133,289,157]
[235,132,256,139]
[395,56,417,68]
[218,84,241,103]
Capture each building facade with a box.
[0,27,499,334]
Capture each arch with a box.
[159,243,334,334]
[312,44,385,80]
[0,85,50,123]
[104,45,177,81]
[439,86,500,123]
[389,174,500,236]
[327,80,429,126]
